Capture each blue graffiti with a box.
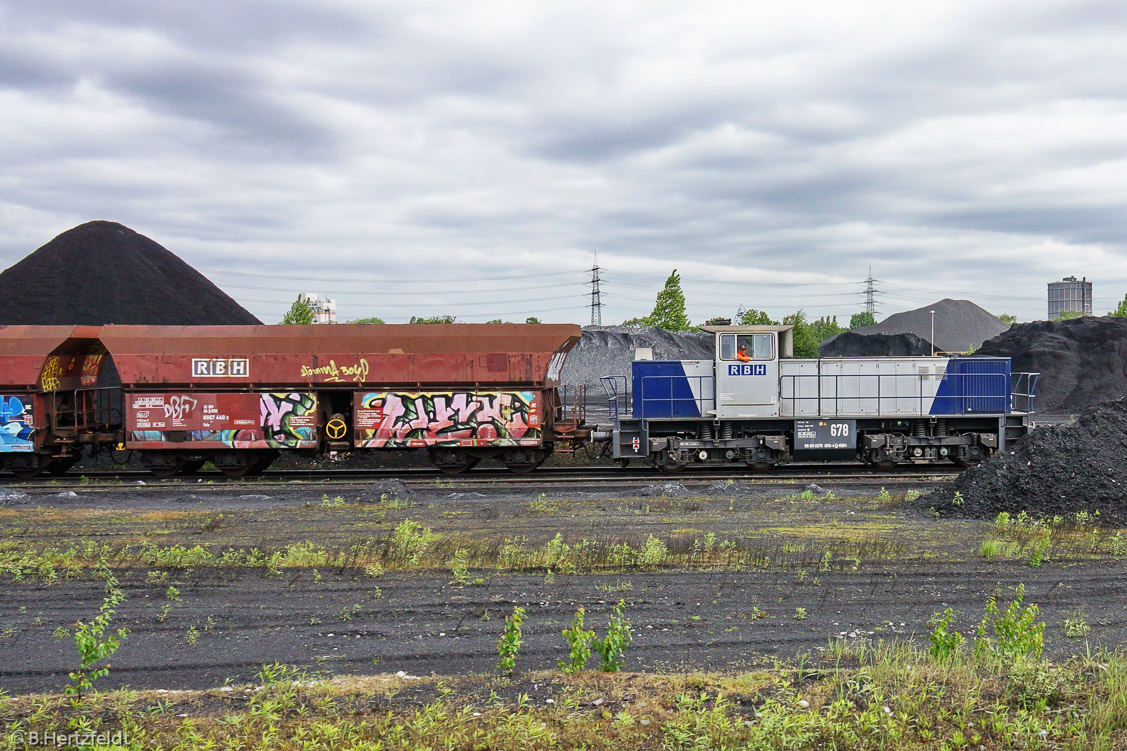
[1,395,34,452]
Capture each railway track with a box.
[1,462,960,491]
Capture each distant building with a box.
[1047,276,1092,319]
[299,292,337,324]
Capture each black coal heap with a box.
[0,221,261,325]
[926,398,1127,524]
[977,317,1127,414]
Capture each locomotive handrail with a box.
[1010,372,1039,414]
[599,375,628,419]
[637,374,715,419]
[780,371,1017,417]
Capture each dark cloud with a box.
[1,1,1126,324]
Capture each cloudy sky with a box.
[1,0,1125,324]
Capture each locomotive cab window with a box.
[720,333,774,361]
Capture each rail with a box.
[780,371,1035,416]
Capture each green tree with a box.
[810,315,843,342]
[738,308,776,326]
[486,319,505,324]
[348,316,386,324]
[525,316,541,324]
[1052,310,1083,322]
[1108,297,1127,318]
[849,311,876,329]
[410,315,457,324]
[621,316,648,326]
[646,270,691,331]
[703,316,732,326]
[997,313,1017,326]
[783,310,820,358]
[281,296,315,325]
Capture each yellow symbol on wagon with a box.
[325,417,348,440]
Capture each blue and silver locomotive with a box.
[601,325,1038,470]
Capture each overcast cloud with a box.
[1,0,1125,323]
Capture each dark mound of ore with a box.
[924,399,1127,524]
[976,317,1127,414]
[823,299,1007,355]
[0,221,260,325]
[819,331,934,357]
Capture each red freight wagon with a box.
[0,325,118,477]
[97,324,584,475]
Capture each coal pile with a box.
[977,317,1127,414]
[560,325,713,392]
[820,331,933,357]
[0,221,261,325]
[926,399,1127,524]
[823,299,1007,355]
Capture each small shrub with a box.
[594,600,632,672]
[497,606,525,676]
[975,583,1044,663]
[559,607,595,673]
[66,576,129,699]
[928,608,965,662]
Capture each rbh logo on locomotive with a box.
[727,364,767,376]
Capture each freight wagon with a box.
[0,324,586,477]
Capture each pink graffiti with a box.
[260,393,298,432]
[365,392,537,446]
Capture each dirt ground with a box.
[2,478,1126,695]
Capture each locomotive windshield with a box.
[720,333,773,361]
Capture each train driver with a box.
[736,342,752,362]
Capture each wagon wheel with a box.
[659,459,688,473]
[429,449,479,475]
[503,449,545,474]
[46,456,82,476]
[180,459,207,475]
[145,456,184,478]
[747,460,774,472]
[952,456,982,468]
[8,456,45,479]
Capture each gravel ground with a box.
[3,480,1127,694]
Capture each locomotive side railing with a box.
[599,375,628,419]
[1010,372,1039,414]
[780,372,1018,417]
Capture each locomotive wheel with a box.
[659,458,687,473]
[871,458,897,470]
